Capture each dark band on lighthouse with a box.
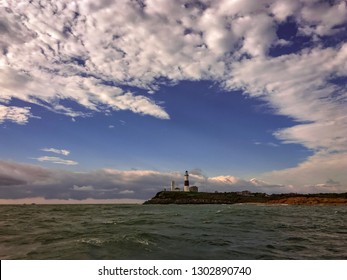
[184,170,189,192]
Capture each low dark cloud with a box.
[0,160,51,183]
[0,175,26,186]
[1,161,345,203]
[0,161,177,200]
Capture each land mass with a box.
[143,191,347,205]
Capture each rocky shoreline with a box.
[143,191,347,205]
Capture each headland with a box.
[143,191,347,205]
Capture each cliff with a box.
[143,191,347,205]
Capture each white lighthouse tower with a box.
[184,170,189,192]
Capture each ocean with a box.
[0,204,346,260]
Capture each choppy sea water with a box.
[0,204,346,259]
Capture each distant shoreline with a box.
[143,191,347,205]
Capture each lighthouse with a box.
[184,170,189,192]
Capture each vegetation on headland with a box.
[143,191,347,205]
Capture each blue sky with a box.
[0,0,347,203]
[2,81,309,176]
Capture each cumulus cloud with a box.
[1,1,347,189]
[207,175,287,194]
[298,0,347,37]
[1,0,345,122]
[41,148,70,156]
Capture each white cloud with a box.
[207,175,287,193]
[209,175,240,185]
[2,0,336,122]
[226,42,347,187]
[299,0,347,36]
[271,0,300,21]
[34,156,78,165]
[261,152,347,188]
[119,190,135,194]
[73,185,94,191]
[0,105,35,125]
[1,1,345,123]
[41,148,70,156]
[1,1,347,188]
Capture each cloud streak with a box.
[41,148,70,156]
[34,156,78,166]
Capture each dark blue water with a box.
[0,204,346,259]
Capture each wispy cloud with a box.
[260,151,347,188]
[41,148,70,156]
[254,141,279,147]
[34,156,78,166]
